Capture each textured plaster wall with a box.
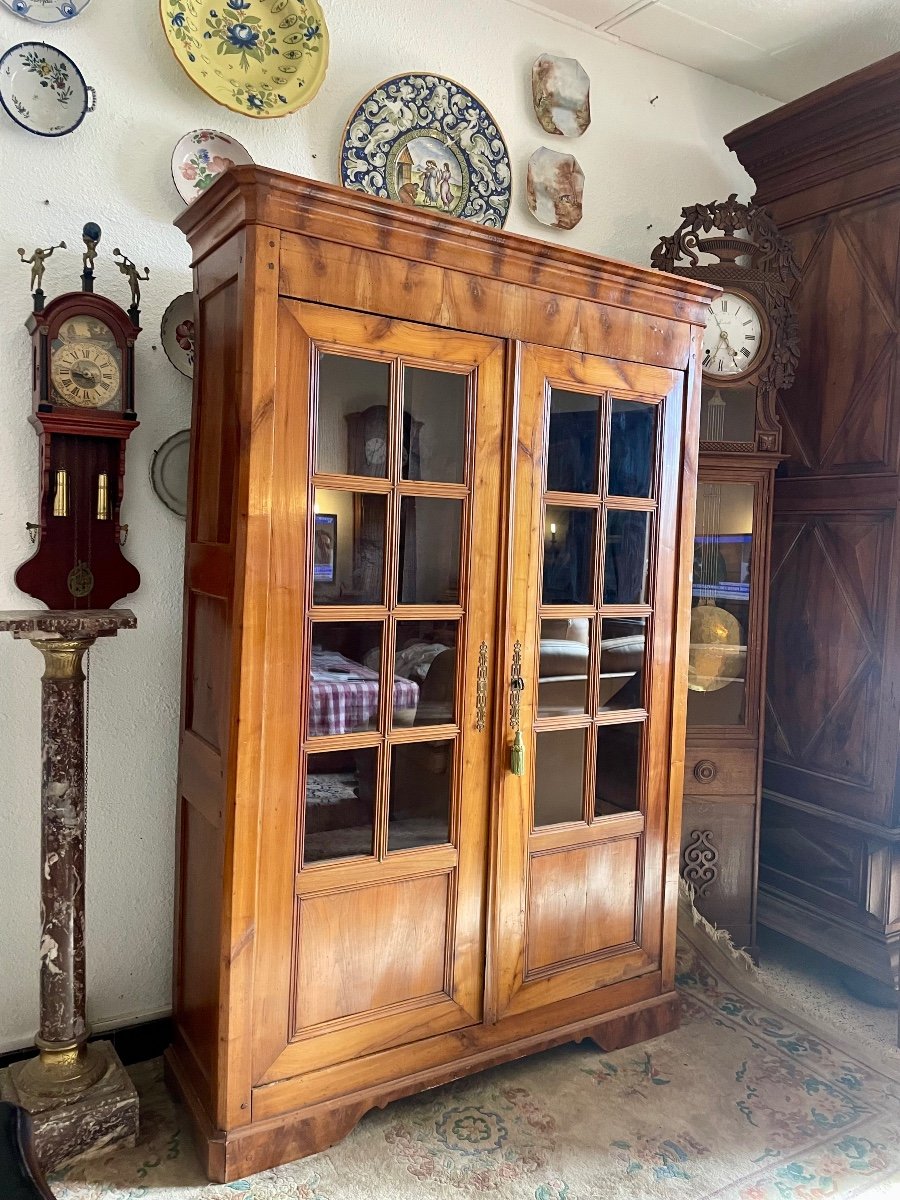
[0,0,775,1052]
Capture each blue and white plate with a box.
[0,41,94,136]
[340,73,512,229]
[1,0,91,23]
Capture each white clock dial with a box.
[364,436,387,465]
[701,292,765,380]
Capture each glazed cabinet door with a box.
[490,343,687,1019]
[252,301,504,1087]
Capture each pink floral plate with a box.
[171,128,253,205]
[161,292,195,379]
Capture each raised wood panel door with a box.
[252,301,504,1085]
[490,344,685,1019]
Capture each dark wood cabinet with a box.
[727,53,900,1005]
[167,166,714,1181]
[681,459,777,952]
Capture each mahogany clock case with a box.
[16,291,140,610]
[168,166,716,1182]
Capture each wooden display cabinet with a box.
[169,166,715,1181]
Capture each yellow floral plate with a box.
[160,0,328,118]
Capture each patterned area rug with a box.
[50,904,900,1199]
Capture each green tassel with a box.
[510,730,526,777]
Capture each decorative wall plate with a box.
[526,147,584,231]
[150,429,190,518]
[1,0,90,20]
[159,0,329,119]
[0,41,94,137]
[340,73,512,228]
[161,292,195,378]
[532,54,591,137]
[172,128,254,205]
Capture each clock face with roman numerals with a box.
[49,316,123,411]
[701,291,766,382]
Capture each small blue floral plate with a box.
[0,41,95,136]
[160,0,329,119]
[0,0,91,22]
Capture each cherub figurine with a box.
[18,241,66,294]
[112,247,150,311]
[82,222,101,274]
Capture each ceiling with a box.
[529,0,900,101]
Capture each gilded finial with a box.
[18,241,66,309]
[112,248,150,321]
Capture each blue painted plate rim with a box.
[339,70,512,228]
[0,39,90,137]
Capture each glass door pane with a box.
[687,481,754,727]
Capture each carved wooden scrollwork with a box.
[682,829,720,898]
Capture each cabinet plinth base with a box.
[165,992,680,1183]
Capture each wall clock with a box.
[701,288,768,382]
[651,193,798,451]
[15,226,143,609]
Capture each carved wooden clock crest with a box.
[15,224,146,609]
[651,193,799,453]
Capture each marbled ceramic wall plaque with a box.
[526,147,584,230]
[532,53,591,137]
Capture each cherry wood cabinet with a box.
[727,54,900,1002]
[169,166,715,1182]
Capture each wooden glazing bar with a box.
[529,811,644,852]
[303,730,382,754]
[594,707,648,726]
[596,604,653,619]
[536,604,595,621]
[296,850,458,896]
[532,713,592,733]
[386,722,460,745]
[391,604,465,621]
[602,496,657,512]
[542,491,604,509]
[311,473,393,495]
[308,605,390,621]
[396,480,469,500]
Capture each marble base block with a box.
[1,1041,138,1172]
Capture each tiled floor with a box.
[756,925,899,1062]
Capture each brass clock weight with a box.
[16,223,147,609]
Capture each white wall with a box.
[0,0,775,1052]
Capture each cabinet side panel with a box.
[173,242,245,1120]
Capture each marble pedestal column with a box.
[0,610,139,1172]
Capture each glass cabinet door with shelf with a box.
[681,460,775,952]
[492,342,689,1020]
[252,302,505,1083]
